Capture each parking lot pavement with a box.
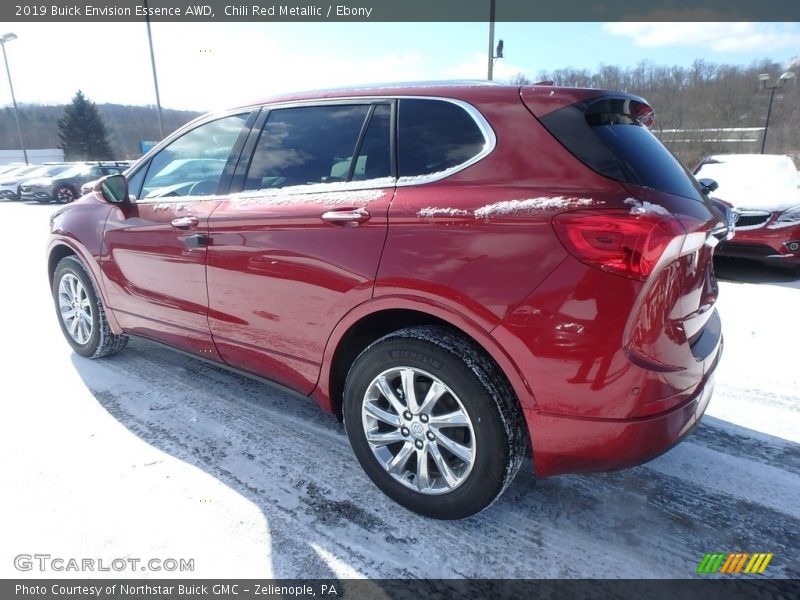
[1,199,798,579]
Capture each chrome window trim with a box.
[126,95,496,197]
[393,97,497,186]
[251,95,496,187]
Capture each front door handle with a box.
[171,216,200,230]
[321,207,370,225]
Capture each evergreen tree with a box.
[57,90,114,160]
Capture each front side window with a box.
[398,99,487,178]
[137,113,248,199]
[244,104,375,191]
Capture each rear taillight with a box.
[553,209,686,281]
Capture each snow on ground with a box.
[0,201,797,579]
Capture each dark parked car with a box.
[47,82,725,518]
[0,164,70,200]
[21,162,128,204]
[694,154,800,269]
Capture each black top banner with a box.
[3,0,800,22]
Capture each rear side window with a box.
[398,99,486,178]
[540,97,704,201]
[351,104,391,181]
[244,104,372,190]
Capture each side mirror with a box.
[698,178,719,195]
[94,174,129,204]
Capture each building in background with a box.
[0,148,64,165]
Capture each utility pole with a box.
[487,0,495,81]
[758,71,795,154]
[144,0,165,139]
[0,33,28,165]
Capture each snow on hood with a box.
[709,186,800,213]
[696,155,800,212]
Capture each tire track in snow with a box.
[72,337,800,578]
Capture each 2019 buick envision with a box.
[47,82,725,518]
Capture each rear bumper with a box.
[527,354,718,477]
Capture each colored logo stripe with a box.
[697,553,773,574]
[744,553,773,574]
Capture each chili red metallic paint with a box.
[47,82,724,487]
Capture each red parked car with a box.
[47,83,726,518]
[693,154,800,270]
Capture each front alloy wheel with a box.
[52,256,128,358]
[58,273,93,344]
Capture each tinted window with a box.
[541,99,703,201]
[398,99,486,178]
[351,104,391,181]
[245,105,371,191]
[139,113,248,199]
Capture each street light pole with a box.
[0,33,29,165]
[143,0,165,140]
[487,0,495,81]
[761,87,776,154]
[758,71,796,154]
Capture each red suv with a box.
[48,83,725,518]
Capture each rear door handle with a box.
[171,216,199,230]
[321,207,370,225]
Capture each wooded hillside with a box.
[527,58,799,167]
[0,103,201,160]
[1,58,798,168]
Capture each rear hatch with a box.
[521,87,726,387]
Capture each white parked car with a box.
[694,154,800,269]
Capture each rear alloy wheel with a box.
[52,256,128,358]
[343,325,527,519]
[55,185,76,204]
[362,366,476,495]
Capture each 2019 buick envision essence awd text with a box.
[47,82,726,519]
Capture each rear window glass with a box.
[398,99,486,178]
[541,98,703,201]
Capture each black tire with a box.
[55,185,76,204]
[52,256,128,358]
[343,325,527,519]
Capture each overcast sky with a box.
[1,22,798,112]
